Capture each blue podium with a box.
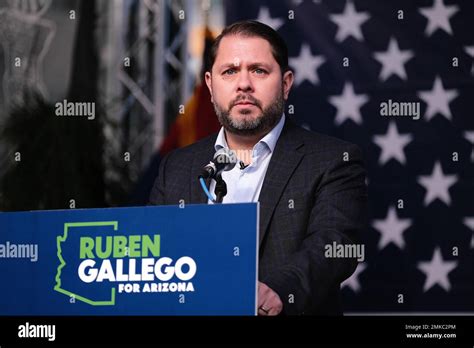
[0,203,259,315]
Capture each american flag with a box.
[225,0,474,313]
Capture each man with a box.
[149,20,368,315]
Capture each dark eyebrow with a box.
[217,62,272,71]
[248,63,271,70]
[218,63,239,71]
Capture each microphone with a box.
[199,148,237,179]
[239,161,249,170]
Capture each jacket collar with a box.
[190,117,305,246]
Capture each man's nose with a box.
[236,70,253,92]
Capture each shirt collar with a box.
[214,113,286,155]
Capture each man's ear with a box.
[282,70,294,100]
[205,71,213,102]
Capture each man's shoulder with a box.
[165,132,218,160]
[287,122,362,157]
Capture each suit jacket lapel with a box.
[258,119,304,246]
[188,120,304,244]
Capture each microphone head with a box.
[214,148,237,173]
[199,161,216,179]
[199,148,238,179]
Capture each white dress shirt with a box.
[208,114,286,204]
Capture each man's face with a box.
[205,35,294,136]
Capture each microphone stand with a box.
[214,172,227,203]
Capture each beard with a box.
[213,90,284,136]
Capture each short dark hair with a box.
[207,20,289,74]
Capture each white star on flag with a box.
[292,0,322,6]
[341,262,367,292]
[372,206,412,250]
[463,217,474,249]
[374,37,414,81]
[465,46,474,58]
[465,46,474,75]
[330,1,370,42]
[289,44,326,87]
[417,247,457,292]
[417,161,458,206]
[373,122,412,165]
[329,82,368,126]
[418,76,459,121]
[301,123,311,131]
[419,0,459,36]
[464,131,474,161]
[256,7,284,31]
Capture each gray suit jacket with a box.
[149,118,368,315]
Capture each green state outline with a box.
[54,221,118,306]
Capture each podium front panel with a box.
[0,203,259,315]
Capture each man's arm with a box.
[263,144,368,315]
[148,152,172,206]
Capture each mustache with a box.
[230,95,262,109]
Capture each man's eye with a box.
[254,69,267,74]
[223,69,236,75]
